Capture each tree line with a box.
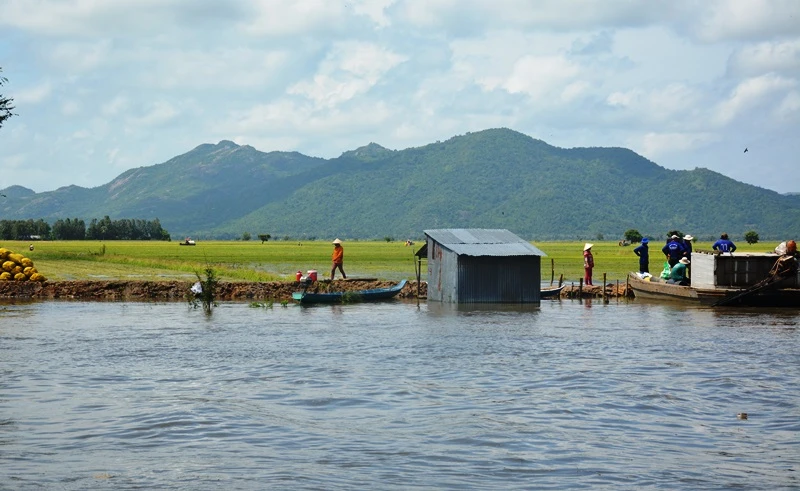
[0,217,170,241]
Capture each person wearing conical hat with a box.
[330,238,347,280]
[668,257,690,285]
[683,234,694,259]
[583,243,594,286]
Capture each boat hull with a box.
[293,280,407,304]
[541,285,565,298]
[628,273,800,307]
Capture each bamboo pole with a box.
[579,278,583,298]
[603,273,607,302]
[551,258,555,285]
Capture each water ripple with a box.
[0,300,797,490]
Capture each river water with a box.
[1,298,798,490]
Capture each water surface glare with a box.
[1,300,798,490]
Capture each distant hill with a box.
[1,128,798,241]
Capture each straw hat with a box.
[332,238,342,245]
[584,243,593,251]
[684,235,694,241]
[679,257,690,264]
[671,234,679,239]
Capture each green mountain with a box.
[1,128,798,241]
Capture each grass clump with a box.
[189,266,218,314]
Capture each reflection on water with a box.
[0,299,798,490]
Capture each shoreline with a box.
[0,279,427,302]
[0,280,631,302]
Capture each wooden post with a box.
[626,274,630,298]
[616,279,619,302]
[551,258,555,285]
[603,273,607,303]
[558,274,563,287]
[579,278,583,298]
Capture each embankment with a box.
[0,280,426,302]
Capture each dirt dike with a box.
[0,279,427,302]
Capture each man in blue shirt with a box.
[633,238,650,273]
[712,233,737,254]
[662,235,686,267]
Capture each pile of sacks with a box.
[0,248,46,282]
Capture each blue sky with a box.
[1,0,799,193]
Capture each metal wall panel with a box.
[457,256,540,303]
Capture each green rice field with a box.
[2,239,774,283]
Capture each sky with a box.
[1,0,799,194]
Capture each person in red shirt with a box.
[330,238,347,280]
[583,243,594,286]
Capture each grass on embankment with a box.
[3,239,775,283]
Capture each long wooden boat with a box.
[628,272,800,307]
[293,279,407,304]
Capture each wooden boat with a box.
[541,285,565,298]
[627,273,712,304]
[628,250,800,307]
[293,279,407,304]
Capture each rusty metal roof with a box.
[424,228,546,257]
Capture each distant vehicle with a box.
[180,238,196,246]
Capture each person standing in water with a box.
[330,238,347,280]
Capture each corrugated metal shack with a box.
[425,228,546,304]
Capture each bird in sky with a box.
[744,148,748,153]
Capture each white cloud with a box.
[775,90,800,120]
[12,82,53,104]
[47,40,112,73]
[636,131,718,159]
[714,74,796,125]
[61,100,81,116]
[242,0,347,36]
[102,96,130,116]
[288,42,407,108]
[129,101,180,127]
[137,48,291,90]
[684,0,800,43]
[503,55,581,101]
[728,40,800,77]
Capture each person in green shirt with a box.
[668,257,690,285]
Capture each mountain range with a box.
[1,128,798,241]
